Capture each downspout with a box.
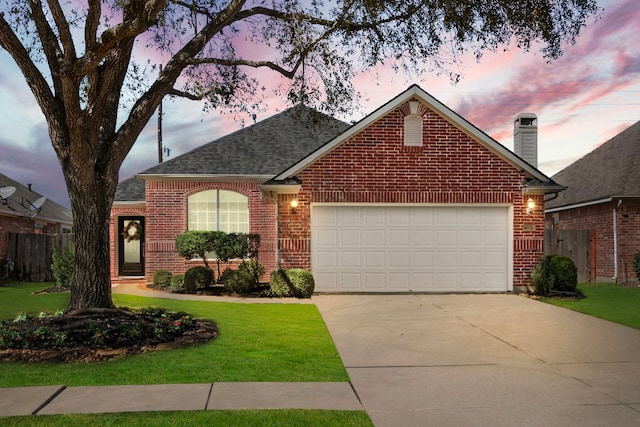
[275,199,279,269]
[612,199,622,282]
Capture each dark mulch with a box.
[0,308,218,363]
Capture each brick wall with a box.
[277,106,545,290]
[110,181,276,283]
[548,201,640,282]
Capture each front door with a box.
[118,216,145,276]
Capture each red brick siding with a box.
[547,201,640,282]
[110,182,276,283]
[277,107,545,290]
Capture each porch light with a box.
[290,198,299,213]
[526,197,535,215]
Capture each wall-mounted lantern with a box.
[526,197,535,215]
[290,198,299,214]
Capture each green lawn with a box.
[0,283,370,424]
[0,410,373,427]
[543,283,640,330]
[0,282,348,386]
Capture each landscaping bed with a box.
[0,307,217,363]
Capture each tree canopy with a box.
[0,0,599,309]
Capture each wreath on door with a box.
[122,221,142,242]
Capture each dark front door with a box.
[118,216,145,276]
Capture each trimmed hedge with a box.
[184,266,213,293]
[530,255,577,295]
[269,269,315,298]
[152,270,173,287]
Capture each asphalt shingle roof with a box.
[114,177,146,202]
[546,120,640,209]
[137,105,350,177]
[0,172,72,224]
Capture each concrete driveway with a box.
[313,294,640,426]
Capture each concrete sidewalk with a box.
[0,382,362,416]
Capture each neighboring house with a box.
[545,120,640,283]
[111,85,564,292]
[0,172,73,259]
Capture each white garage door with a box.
[311,205,511,292]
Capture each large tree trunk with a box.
[65,169,118,311]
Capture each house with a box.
[0,172,73,259]
[110,85,564,292]
[545,120,640,283]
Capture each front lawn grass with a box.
[0,282,348,387]
[0,409,374,427]
[542,283,640,330]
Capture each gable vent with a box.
[402,100,427,147]
[514,113,538,167]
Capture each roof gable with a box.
[546,120,640,210]
[274,84,553,185]
[137,105,349,179]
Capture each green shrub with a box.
[551,255,577,292]
[634,253,640,281]
[287,268,315,298]
[269,269,315,298]
[184,266,213,293]
[152,270,173,288]
[269,269,294,297]
[220,268,253,294]
[175,231,224,271]
[170,274,185,291]
[51,243,74,289]
[530,256,554,296]
[240,260,265,286]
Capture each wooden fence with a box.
[6,233,74,282]
[544,229,594,283]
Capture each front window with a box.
[188,190,248,233]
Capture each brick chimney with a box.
[514,113,538,168]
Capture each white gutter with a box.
[612,199,622,282]
[544,197,613,214]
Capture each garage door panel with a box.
[389,252,410,267]
[389,229,410,245]
[413,230,433,245]
[364,229,385,245]
[340,251,361,268]
[340,229,362,246]
[437,229,458,245]
[412,251,433,267]
[388,209,410,225]
[364,273,386,290]
[317,229,338,246]
[312,206,509,292]
[316,251,337,268]
[341,208,363,224]
[437,251,458,267]
[340,273,362,291]
[364,208,385,225]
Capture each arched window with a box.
[188,190,248,233]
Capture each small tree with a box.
[175,231,224,270]
[213,233,248,281]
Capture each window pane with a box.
[188,189,248,232]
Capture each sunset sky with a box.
[0,0,638,210]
